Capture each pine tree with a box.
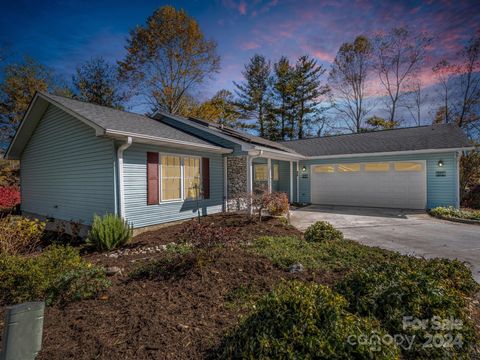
[292,55,329,139]
[234,54,271,137]
[272,56,295,140]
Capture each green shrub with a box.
[430,206,480,220]
[129,252,196,280]
[87,213,132,251]
[304,220,343,242]
[335,259,478,358]
[251,236,396,272]
[420,257,479,296]
[0,245,109,305]
[0,216,45,255]
[218,281,399,359]
[46,266,110,305]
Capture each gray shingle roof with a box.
[280,124,472,157]
[154,112,300,154]
[41,92,214,146]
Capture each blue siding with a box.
[251,158,293,200]
[20,105,116,224]
[299,152,459,208]
[160,117,244,154]
[123,143,224,228]
[278,160,292,198]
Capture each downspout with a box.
[223,156,228,212]
[117,137,132,219]
[296,161,300,203]
[456,151,461,209]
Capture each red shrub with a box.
[0,187,20,209]
[266,192,289,216]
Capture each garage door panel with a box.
[311,161,426,209]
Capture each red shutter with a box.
[202,157,210,199]
[147,152,159,205]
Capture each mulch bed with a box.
[3,213,338,360]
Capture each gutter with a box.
[117,136,133,219]
[104,129,232,154]
[303,147,476,160]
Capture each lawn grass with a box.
[250,236,401,272]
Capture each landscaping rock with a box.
[105,266,123,276]
[288,263,304,273]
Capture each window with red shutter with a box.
[147,152,159,205]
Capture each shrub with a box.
[0,245,109,305]
[129,253,196,280]
[218,281,399,359]
[0,216,45,255]
[266,192,289,216]
[179,221,239,248]
[129,243,202,281]
[335,259,478,358]
[251,236,397,272]
[87,213,132,251]
[463,184,480,209]
[0,186,20,209]
[429,206,480,220]
[304,220,343,242]
[47,266,110,304]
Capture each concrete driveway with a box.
[290,205,480,282]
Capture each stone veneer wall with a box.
[226,155,248,211]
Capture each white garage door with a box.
[310,161,427,209]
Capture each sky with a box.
[1,0,479,122]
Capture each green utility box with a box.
[0,302,45,360]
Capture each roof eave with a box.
[104,129,233,154]
[302,146,475,160]
[155,111,303,157]
[6,92,107,160]
[250,145,304,160]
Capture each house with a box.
[6,92,473,233]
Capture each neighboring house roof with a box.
[154,111,301,155]
[6,92,230,159]
[280,124,473,157]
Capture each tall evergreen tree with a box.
[234,54,271,137]
[272,56,295,139]
[292,55,329,139]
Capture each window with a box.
[273,163,279,181]
[338,163,360,172]
[184,157,201,199]
[161,155,181,201]
[160,155,201,201]
[394,162,423,172]
[254,164,268,181]
[313,165,335,173]
[364,162,390,172]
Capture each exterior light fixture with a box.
[302,166,307,172]
[437,160,444,167]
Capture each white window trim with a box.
[158,152,202,203]
[254,163,269,181]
